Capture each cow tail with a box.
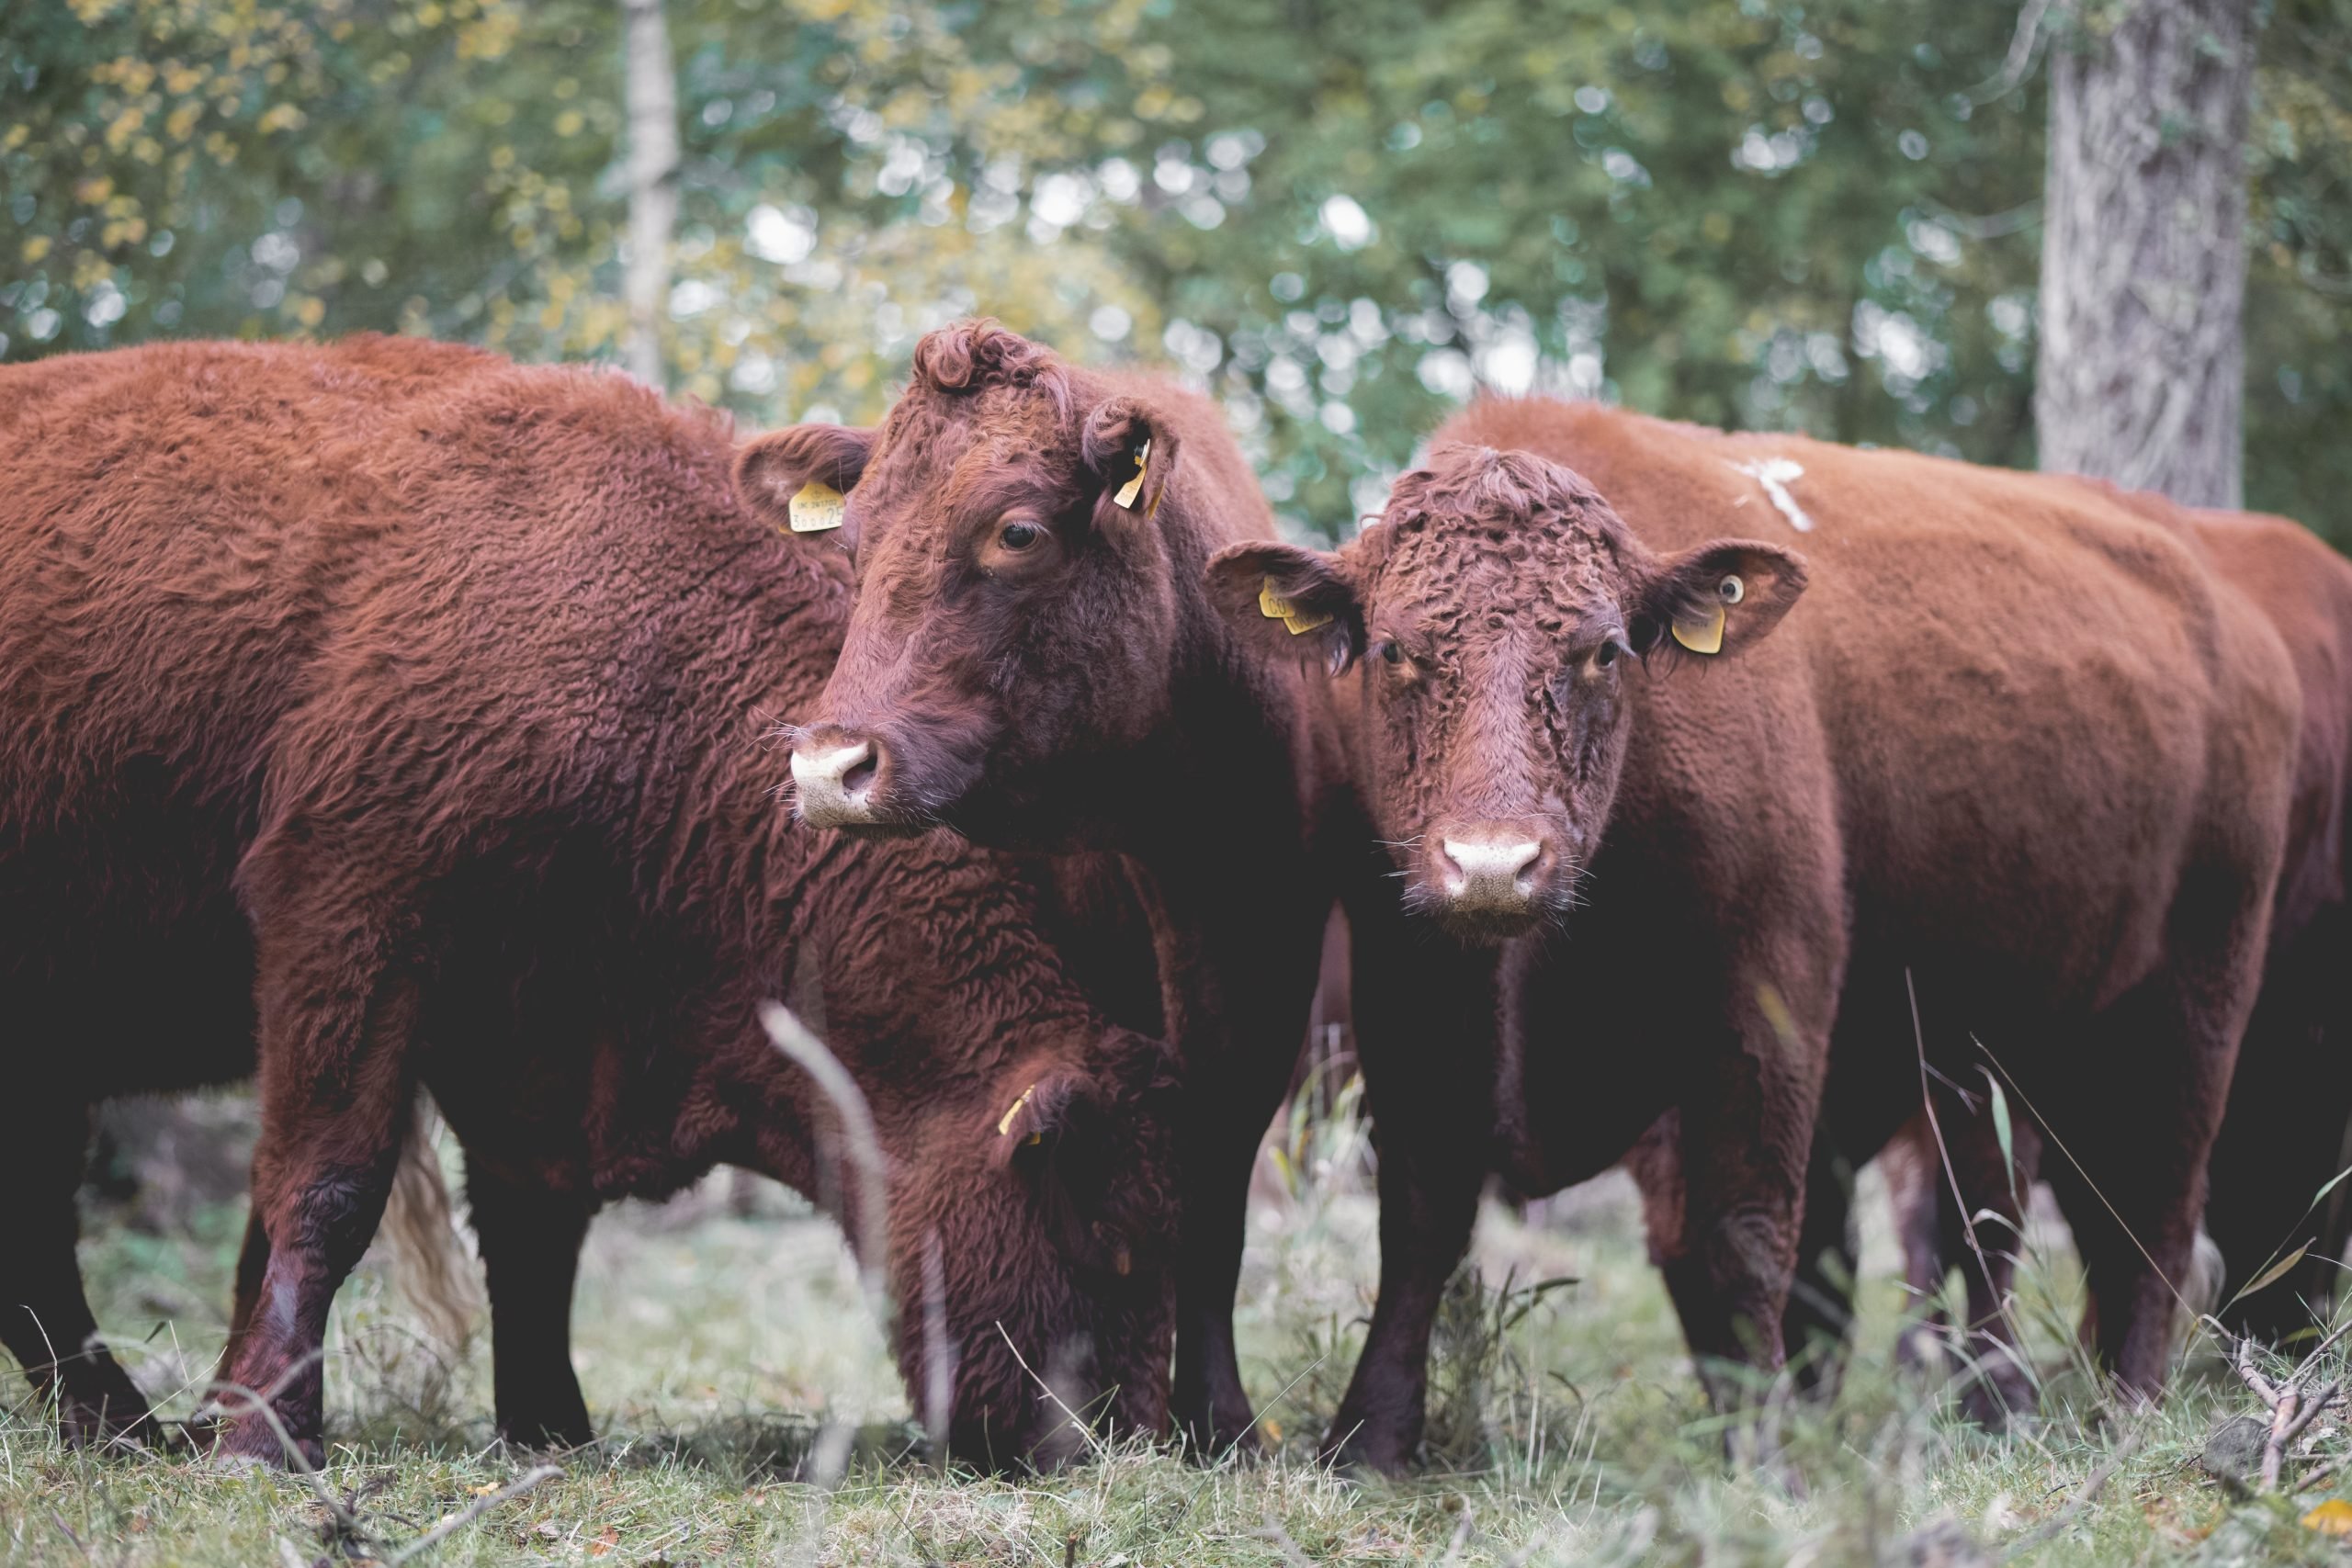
[378,1101,482,1353]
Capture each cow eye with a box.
[1377,640,1404,665]
[1594,636,1627,670]
[999,519,1044,552]
[1718,574,1745,604]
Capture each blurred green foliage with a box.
[5,0,2348,541]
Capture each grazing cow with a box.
[1882,493,2352,1371]
[1209,398,2301,1461]
[0,337,1178,1469]
[734,321,1470,1458]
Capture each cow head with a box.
[736,321,1186,850]
[876,1025,1182,1470]
[1207,443,1806,940]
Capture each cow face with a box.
[880,1028,1182,1469]
[736,322,1184,850]
[1208,444,1805,940]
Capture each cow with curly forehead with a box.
[735,321,1492,1462]
[0,335,1181,1472]
[1211,396,2303,1460]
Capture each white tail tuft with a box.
[377,1102,483,1352]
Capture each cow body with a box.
[1884,494,2352,1369]
[735,321,1434,1457]
[0,338,1177,1467]
[1214,397,2301,1460]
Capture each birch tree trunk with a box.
[2035,0,2258,508]
[620,0,679,389]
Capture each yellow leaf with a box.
[2303,1499,2352,1535]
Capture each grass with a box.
[7,1091,2351,1565]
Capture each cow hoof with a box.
[1178,1412,1261,1465]
[209,1419,324,1472]
[496,1421,595,1456]
[1322,1439,1415,1479]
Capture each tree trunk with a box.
[620,0,679,389]
[2035,0,2258,508]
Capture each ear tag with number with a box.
[1670,603,1726,655]
[1113,440,1150,510]
[1259,575,1333,636]
[997,1082,1038,1138]
[787,480,847,534]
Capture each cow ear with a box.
[991,1067,1090,1168]
[734,424,876,551]
[1081,398,1179,523]
[1205,540,1365,677]
[1630,539,1807,660]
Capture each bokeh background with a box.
[7,0,2348,543]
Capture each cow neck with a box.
[593,541,850,1094]
[1116,573,1326,882]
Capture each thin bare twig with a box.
[1969,0,2057,103]
[2002,1425,2143,1558]
[761,1001,891,1324]
[2226,1330,2346,1493]
[379,1465,562,1566]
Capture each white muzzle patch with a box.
[790,739,876,827]
[1441,836,1544,909]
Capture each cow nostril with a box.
[841,748,879,797]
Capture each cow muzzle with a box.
[789,729,886,828]
[1428,825,1552,930]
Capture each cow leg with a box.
[210,915,422,1467]
[1780,1131,1857,1394]
[464,1156,594,1450]
[1657,1001,1826,1420]
[0,1103,161,1447]
[2204,909,2352,1338]
[2045,897,2264,1401]
[1319,903,1499,1473]
[1894,1098,2038,1424]
[1152,865,1326,1461]
[1644,1118,1852,1401]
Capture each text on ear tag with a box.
[1259,575,1333,637]
[1671,603,1726,655]
[787,480,848,534]
[1113,440,1150,510]
[996,1082,1038,1138]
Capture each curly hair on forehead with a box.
[1381,443,1621,539]
[908,319,1077,429]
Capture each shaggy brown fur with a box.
[735,321,1402,1459]
[1211,397,2301,1460]
[0,337,1178,1470]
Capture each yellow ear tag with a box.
[1258,575,1333,637]
[996,1082,1038,1138]
[1113,440,1150,510]
[1670,603,1726,655]
[787,480,847,534]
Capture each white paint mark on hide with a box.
[1726,457,1815,532]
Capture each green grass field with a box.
[6,1089,2346,1566]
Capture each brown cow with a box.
[0,337,1177,1468]
[731,321,1487,1459]
[1882,494,2352,1381]
[1209,398,2301,1461]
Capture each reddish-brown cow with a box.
[0,338,1177,1469]
[732,321,1480,1459]
[1211,399,2301,1457]
[1881,492,2352,1382]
